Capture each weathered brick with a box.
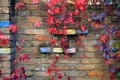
[0,7,9,13]
[81,59,103,64]
[72,53,94,58]
[33,47,39,53]
[65,71,87,77]
[34,71,53,76]
[25,29,48,34]
[2,61,10,67]
[17,23,33,29]
[26,65,35,70]
[25,71,33,76]
[0,0,9,6]
[1,68,11,74]
[27,4,39,10]
[0,55,11,61]
[97,65,109,70]
[75,77,110,80]
[0,28,10,33]
[0,14,9,20]
[58,65,70,70]
[76,65,96,70]
[59,59,80,64]
[27,17,41,22]
[88,71,105,77]
[34,35,52,41]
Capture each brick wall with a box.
[0,0,11,78]
[15,0,111,80]
[0,0,119,80]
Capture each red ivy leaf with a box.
[54,7,60,14]
[52,61,55,67]
[55,56,59,61]
[15,2,24,9]
[21,54,30,62]
[67,76,71,80]
[0,70,1,76]
[54,66,59,72]
[34,21,42,27]
[17,57,22,63]
[95,44,101,50]
[2,76,10,80]
[74,9,79,15]
[9,24,17,33]
[17,45,22,51]
[50,38,56,44]
[32,0,39,4]
[11,73,15,79]
[21,37,25,43]
[20,67,25,73]
[47,67,52,75]
[57,73,62,79]
[99,34,109,42]
[50,76,55,80]
[48,27,57,34]
[21,73,26,78]
[104,59,110,64]
[81,25,86,31]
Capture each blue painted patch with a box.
[40,47,51,53]
[0,21,11,27]
[77,29,88,35]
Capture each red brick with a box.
[88,71,105,77]
[97,65,109,70]
[25,65,35,70]
[27,5,39,10]
[0,55,11,60]
[72,53,94,58]
[58,66,70,70]
[59,59,79,64]
[33,47,39,53]
[76,65,96,70]
[1,68,10,74]
[82,59,102,64]
[75,77,110,80]
[23,0,32,3]
[27,17,41,22]
[25,71,33,76]
[17,23,33,29]
[0,7,9,13]
[2,61,10,67]
[0,0,9,6]
[34,35,52,41]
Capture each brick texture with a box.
[0,0,11,78]
[0,0,117,80]
[14,0,112,79]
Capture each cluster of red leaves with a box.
[11,67,26,80]
[46,0,88,79]
[99,34,109,43]
[47,56,71,80]
[74,0,86,10]
[0,31,9,45]
[9,24,18,33]
[15,2,24,9]
[32,0,39,4]
[11,54,30,80]
[0,22,28,80]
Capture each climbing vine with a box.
[0,0,120,80]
